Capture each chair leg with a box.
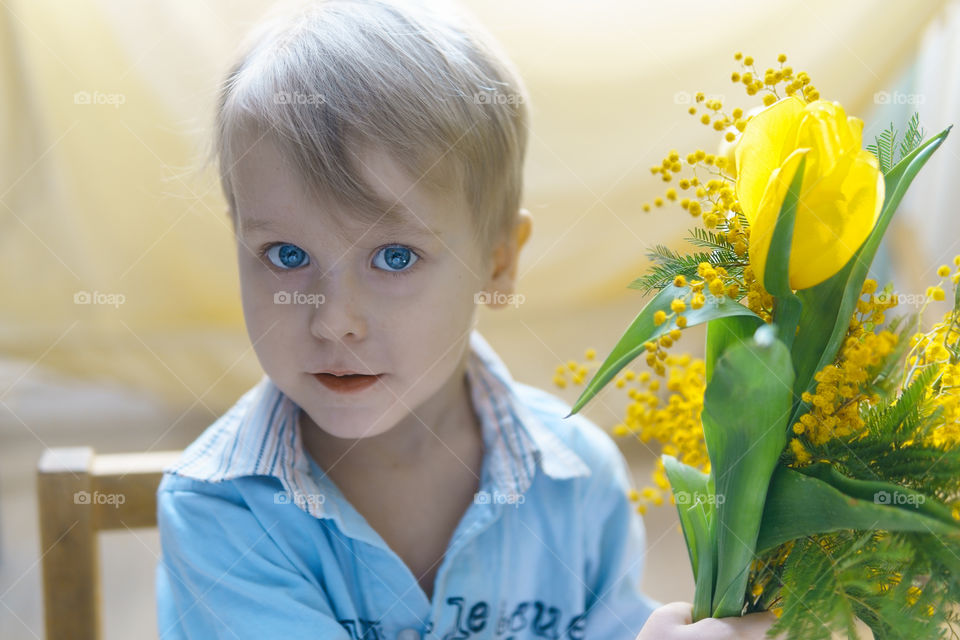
[37,447,100,640]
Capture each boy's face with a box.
[230,132,530,442]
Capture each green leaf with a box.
[705,315,764,384]
[756,466,960,552]
[762,154,806,350]
[565,284,761,416]
[701,325,795,617]
[662,455,716,621]
[789,126,952,426]
[800,463,960,531]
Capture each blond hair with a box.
[209,0,530,253]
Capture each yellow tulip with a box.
[735,96,884,291]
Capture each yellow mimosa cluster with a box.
[788,279,899,457]
[642,54,819,236]
[729,52,819,106]
[552,338,710,515]
[905,257,960,448]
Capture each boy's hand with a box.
[636,602,784,640]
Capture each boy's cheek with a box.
[237,263,311,310]
[238,280,282,322]
[401,306,476,363]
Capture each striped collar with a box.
[165,329,591,520]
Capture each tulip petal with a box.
[787,149,883,290]
[746,148,809,290]
[735,96,806,225]
[796,101,858,178]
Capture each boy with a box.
[156,0,779,637]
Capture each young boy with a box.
[156,1,779,638]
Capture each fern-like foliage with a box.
[795,358,960,516]
[866,113,925,175]
[868,312,916,398]
[900,112,925,160]
[767,530,960,640]
[629,229,747,295]
[686,227,736,253]
[867,124,898,174]
[814,363,960,501]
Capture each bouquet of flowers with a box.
[557,53,958,639]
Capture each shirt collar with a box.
[165,329,590,520]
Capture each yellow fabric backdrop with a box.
[1,0,952,413]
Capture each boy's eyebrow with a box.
[375,215,444,239]
[239,218,281,233]
[239,207,443,239]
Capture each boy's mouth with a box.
[312,372,382,393]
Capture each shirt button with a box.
[396,629,420,640]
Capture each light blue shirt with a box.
[156,330,658,639]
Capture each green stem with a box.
[691,502,716,621]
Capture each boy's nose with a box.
[307,273,367,342]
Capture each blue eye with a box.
[372,245,419,273]
[265,243,310,270]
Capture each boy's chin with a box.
[306,416,399,442]
[297,398,401,440]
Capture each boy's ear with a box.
[482,208,532,309]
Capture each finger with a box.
[738,611,783,638]
[636,602,694,639]
[650,601,694,626]
[686,610,782,640]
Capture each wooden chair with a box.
[36,447,182,640]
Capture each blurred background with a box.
[2,0,959,637]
